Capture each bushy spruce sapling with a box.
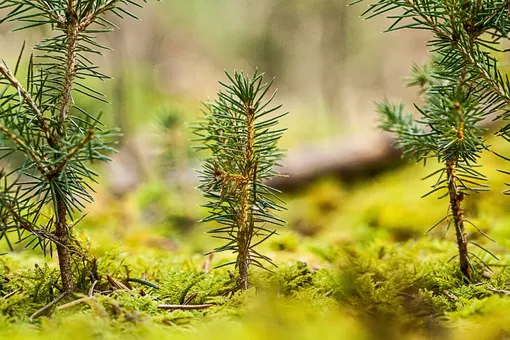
[0,0,146,292]
[353,0,510,280]
[194,71,287,290]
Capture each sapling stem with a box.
[56,198,74,292]
[446,161,472,280]
[237,105,255,289]
[52,0,79,293]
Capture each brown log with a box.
[267,132,403,190]
[267,116,500,190]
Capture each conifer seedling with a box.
[353,0,510,280]
[194,71,287,289]
[0,0,146,292]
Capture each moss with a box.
[1,137,510,338]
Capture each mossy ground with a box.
[2,137,510,339]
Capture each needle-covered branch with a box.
[0,124,49,174]
[355,0,510,138]
[47,129,95,178]
[0,63,55,146]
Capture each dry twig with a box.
[157,304,214,310]
[29,291,68,321]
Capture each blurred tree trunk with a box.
[257,0,298,81]
[320,0,347,114]
[109,25,128,144]
[107,26,146,197]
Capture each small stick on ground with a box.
[106,274,130,291]
[57,296,94,310]
[30,291,68,321]
[0,288,21,301]
[89,280,98,297]
[157,304,213,310]
[323,289,334,297]
[183,292,198,305]
[488,288,510,296]
[203,254,214,273]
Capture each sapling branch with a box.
[0,63,55,146]
[0,124,49,175]
[0,195,64,247]
[47,129,95,178]
[33,0,66,27]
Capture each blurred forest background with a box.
[1,0,429,196]
[4,0,510,266]
[0,0,478,259]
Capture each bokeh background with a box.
[2,1,428,150]
[3,0,508,260]
[2,0,430,191]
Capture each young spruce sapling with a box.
[353,0,510,280]
[194,71,287,290]
[0,0,147,292]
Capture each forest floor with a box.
[2,138,510,340]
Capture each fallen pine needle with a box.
[488,288,510,296]
[127,278,160,289]
[106,274,130,291]
[203,253,214,273]
[57,296,94,311]
[30,292,67,321]
[1,288,20,301]
[157,304,213,310]
[89,280,98,297]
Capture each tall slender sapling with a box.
[353,0,510,280]
[194,71,287,289]
[0,0,146,292]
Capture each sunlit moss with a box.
[0,135,510,338]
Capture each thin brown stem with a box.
[34,0,66,27]
[157,304,214,310]
[55,197,74,292]
[57,296,93,310]
[236,105,256,290]
[79,0,118,30]
[0,196,63,246]
[446,160,472,280]
[0,124,49,174]
[29,291,68,320]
